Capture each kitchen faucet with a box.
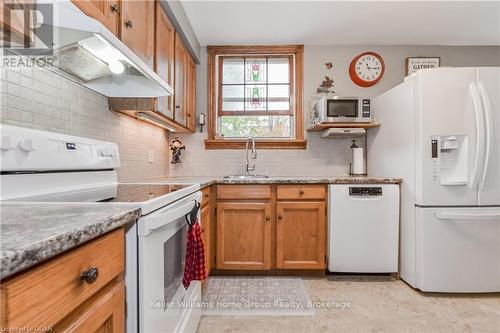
[245,137,257,175]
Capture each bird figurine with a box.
[317,76,335,93]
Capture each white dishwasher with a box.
[328,184,400,273]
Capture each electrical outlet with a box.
[148,150,154,163]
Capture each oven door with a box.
[137,191,202,333]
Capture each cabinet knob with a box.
[265,216,270,221]
[204,194,209,198]
[110,4,119,13]
[278,215,283,220]
[125,20,133,29]
[299,189,304,195]
[80,267,99,284]
[175,105,181,109]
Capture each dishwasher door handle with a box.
[348,196,383,200]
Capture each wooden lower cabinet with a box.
[276,202,326,269]
[200,201,211,273]
[216,202,272,270]
[214,184,327,271]
[0,229,126,332]
[55,281,125,333]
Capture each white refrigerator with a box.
[368,67,500,292]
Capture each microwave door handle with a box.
[139,199,197,236]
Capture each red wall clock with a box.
[349,52,385,87]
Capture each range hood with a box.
[6,0,173,98]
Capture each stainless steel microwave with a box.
[312,96,372,123]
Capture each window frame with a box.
[205,45,306,149]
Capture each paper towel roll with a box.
[352,147,364,175]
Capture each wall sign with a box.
[405,57,440,76]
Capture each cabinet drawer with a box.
[0,228,124,328]
[217,185,271,200]
[277,185,326,200]
[201,187,211,206]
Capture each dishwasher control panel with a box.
[349,187,382,196]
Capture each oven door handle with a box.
[139,199,198,236]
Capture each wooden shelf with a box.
[307,122,380,132]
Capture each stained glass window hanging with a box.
[245,85,266,110]
[220,56,291,114]
[245,58,266,84]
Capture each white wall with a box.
[0,66,170,182]
[169,45,500,177]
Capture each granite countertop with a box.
[139,175,402,186]
[0,203,141,280]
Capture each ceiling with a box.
[180,1,500,46]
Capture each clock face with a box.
[349,52,385,87]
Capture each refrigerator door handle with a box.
[435,212,500,221]
[477,82,493,192]
[469,82,486,190]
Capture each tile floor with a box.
[196,276,500,333]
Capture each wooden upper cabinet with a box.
[186,55,196,131]
[121,0,154,68]
[276,201,326,269]
[71,0,120,36]
[174,31,188,126]
[154,1,175,119]
[216,202,272,270]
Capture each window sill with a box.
[204,139,307,150]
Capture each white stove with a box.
[0,125,202,333]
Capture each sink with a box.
[223,175,270,180]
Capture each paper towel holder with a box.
[349,140,367,176]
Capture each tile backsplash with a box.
[0,65,170,182]
[169,132,359,176]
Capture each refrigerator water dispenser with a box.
[436,135,468,186]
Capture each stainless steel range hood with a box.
[6,0,173,98]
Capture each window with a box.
[206,45,306,149]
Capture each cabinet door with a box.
[216,202,272,270]
[154,2,175,118]
[121,0,154,68]
[276,202,326,269]
[57,281,125,333]
[174,32,187,126]
[72,0,120,36]
[185,55,196,132]
[200,203,211,274]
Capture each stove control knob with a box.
[18,138,36,152]
[1,136,15,151]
